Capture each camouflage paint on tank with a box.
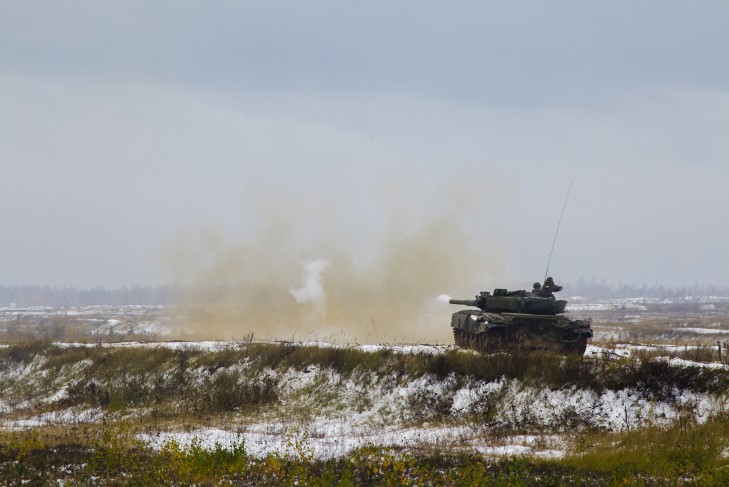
[449,277,592,355]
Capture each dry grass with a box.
[3,341,729,484]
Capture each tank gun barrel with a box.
[449,298,479,307]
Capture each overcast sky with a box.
[1,1,728,289]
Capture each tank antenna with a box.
[544,178,573,281]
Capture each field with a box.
[1,296,728,485]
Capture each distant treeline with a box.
[0,285,182,307]
[2,280,729,307]
[567,278,729,300]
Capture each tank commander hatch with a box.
[533,277,563,297]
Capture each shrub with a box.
[0,340,53,363]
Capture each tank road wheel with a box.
[471,333,484,353]
[465,331,479,351]
[454,328,510,354]
[484,328,507,353]
[477,333,492,353]
[453,328,480,352]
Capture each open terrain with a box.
[1,296,728,484]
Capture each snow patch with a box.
[5,408,102,430]
[677,327,729,335]
[139,425,567,460]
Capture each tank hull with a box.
[451,309,592,355]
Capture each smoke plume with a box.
[289,259,330,305]
[163,175,511,343]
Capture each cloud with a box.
[1,69,728,289]
[2,2,727,104]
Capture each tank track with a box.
[453,327,587,355]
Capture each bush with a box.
[0,340,53,363]
[195,371,278,414]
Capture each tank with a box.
[449,277,592,355]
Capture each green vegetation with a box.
[2,341,729,484]
[2,421,728,485]
[566,411,729,483]
[2,341,727,419]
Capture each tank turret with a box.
[449,285,567,315]
[449,277,592,355]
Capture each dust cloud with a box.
[163,176,512,343]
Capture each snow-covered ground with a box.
[3,407,102,429]
[135,380,726,458]
[2,295,728,342]
[676,327,729,335]
[3,340,728,460]
[0,304,172,338]
[2,296,728,460]
[139,425,567,460]
[566,295,729,313]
